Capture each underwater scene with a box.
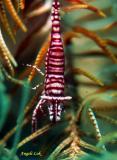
[0,0,117,159]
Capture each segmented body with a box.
[32,0,71,132]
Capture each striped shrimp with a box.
[32,0,72,132]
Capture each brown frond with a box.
[73,26,117,63]
[62,2,106,17]
[104,21,117,30]
[65,0,95,4]
[3,0,27,32]
[71,68,104,86]
[28,35,50,82]
[105,39,117,48]
[65,0,86,3]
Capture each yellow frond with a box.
[3,0,27,32]
[19,0,25,10]
[0,0,15,43]
[0,29,17,67]
[28,35,50,82]
[17,124,52,148]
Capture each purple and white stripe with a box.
[32,0,71,132]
